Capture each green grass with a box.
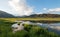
[0,19,60,37]
[0,18,60,22]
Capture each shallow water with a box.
[15,21,60,34]
[38,23,60,34]
[27,21,60,34]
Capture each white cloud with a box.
[35,12,43,14]
[8,0,34,16]
[43,8,47,10]
[48,8,60,12]
[39,8,60,14]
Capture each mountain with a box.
[0,10,15,18]
[0,10,60,18]
[25,14,60,18]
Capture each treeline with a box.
[25,14,60,18]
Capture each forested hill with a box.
[0,10,15,18]
[25,14,60,18]
[0,10,60,18]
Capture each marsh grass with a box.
[0,19,60,37]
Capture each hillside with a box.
[0,10,60,18]
[25,14,60,18]
[0,10,15,18]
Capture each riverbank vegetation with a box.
[0,19,60,37]
[0,18,60,23]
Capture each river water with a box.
[15,21,60,34]
[38,23,60,34]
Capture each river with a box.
[38,23,60,34]
[15,21,60,34]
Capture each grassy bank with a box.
[0,18,60,23]
[0,19,60,37]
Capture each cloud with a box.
[48,8,60,12]
[8,0,34,16]
[38,8,60,14]
[43,8,47,10]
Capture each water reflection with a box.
[14,21,60,34]
[39,23,60,34]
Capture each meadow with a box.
[0,18,60,37]
[0,18,60,22]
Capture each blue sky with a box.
[0,0,60,16]
[27,0,60,8]
[27,0,60,13]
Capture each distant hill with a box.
[0,10,15,18]
[25,14,60,18]
[0,10,60,18]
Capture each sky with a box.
[0,0,60,16]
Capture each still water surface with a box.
[15,21,60,34]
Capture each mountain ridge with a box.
[0,10,15,18]
[0,10,60,18]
